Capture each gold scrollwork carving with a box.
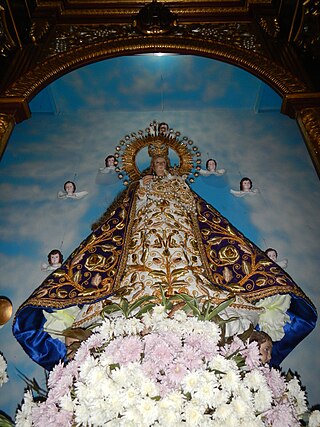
[0,113,15,158]
[0,5,16,56]
[298,107,320,177]
[258,16,280,38]
[30,20,51,43]
[3,22,307,101]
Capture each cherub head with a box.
[47,249,63,266]
[240,177,253,192]
[105,155,115,167]
[64,181,76,195]
[265,248,278,262]
[206,159,217,172]
[158,122,169,136]
[249,330,273,364]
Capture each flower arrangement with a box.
[0,352,8,388]
[13,295,320,427]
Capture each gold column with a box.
[0,113,15,159]
[297,108,320,179]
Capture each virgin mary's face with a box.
[154,157,167,176]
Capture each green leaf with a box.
[120,298,129,317]
[135,302,157,317]
[0,413,14,427]
[206,297,236,321]
[127,295,157,315]
[109,363,120,371]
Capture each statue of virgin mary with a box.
[13,123,317,371]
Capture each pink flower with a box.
[177,345,202,370]
[240,341,261,370]
[47,361,65,389]
[144,334,174,368]
[262,366,286,398]
[184,333,218,359]
[167,362,188,385]
[32,400,64,427]
[47,373,74,402]
[264,402,300,427]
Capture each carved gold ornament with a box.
[114,122,202,185]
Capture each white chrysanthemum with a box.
[253,385,273,412]
[113,318,128,336]
[194,380,216,407]
[96,317,113,338]
[150,305,167,323]
[214,402,234,421]
[0,353,8,386]
[59,392,74,412]
[43,306,81,341]
[121,406,141,422]
[183,401,204,426]
[140,377,159,397]
[122,386,140,407]
[85,364,107,386]
[229,395,252,419]
[15,390,36,427]
[209,354,237,373]
[163,391,185,410]
[74,381,93,404]
[287,378,308,414]
[220,369,241,393]
[137,397,159,426]
[235,382,254,405]
[309,410,320,427]
[111,365,130,387]
[98,352,114,368]
[78,355,98,380]
[158,406,182,426]
[243,369,268,391]
[74,399,93,426]
[173,309,188,323]
[255,294,291,341]
[182,371,203,394]
[124,317,145,335]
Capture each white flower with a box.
[309,410,320,427]
[15,390,36,427]
[183,401,203,426]
[209,354,237,373]
[173,309,188,322]
[214,402,234,421]
[253,385,272,412]
[137,397,159,425]
[287,378,308,414]
[124,317,145,335]
[59,392,74,412]
[0,353,8,386]
[220,369,241,393]
[243,369,268,391]
[182,371,202,393]
[43,306,81,341]
[255,294,291,341]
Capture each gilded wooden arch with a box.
[3,35,308,101]
[0,28,319,176]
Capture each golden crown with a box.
[147,140,169,159]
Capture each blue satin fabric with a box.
[12,306,67,371]
[270,294,317,366]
